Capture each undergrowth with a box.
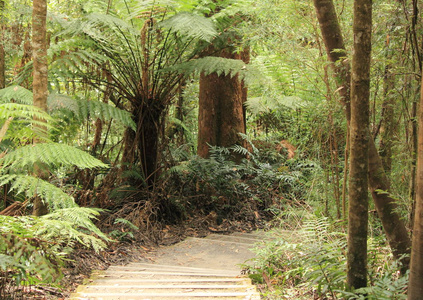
[165,137,316,226]
[244,215,408,299]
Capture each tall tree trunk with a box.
[378,63,396,177]
[32,0,48,216]
[197,46,247,161]
[313,0,411,271]
[346,0,372,289]
[0,0,5,89]
[407,66,423,300]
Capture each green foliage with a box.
[1,142,108,170]
[48,93,136,130]
[0,208,109,296]
[0,175,76,210]
[245,216,408,299]
[109,218,140,242]
[167,56,261,85]
[159,12,217,42]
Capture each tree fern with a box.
[0,175,76,210]
[1,143,108,170]
[38,207,109,252]
[159,12,217,42]
[49,93,136,130]
[165,56,261,85]
[0,85,33,104]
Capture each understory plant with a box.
[244,215,408,299]
[0,88,114,296]
[167,137,316,221]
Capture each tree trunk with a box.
[0,0,4,89]
[121,99,165,187]
[313,0,411,270]
[197,46,247,161]
[346,0,372,289]
[407,66,423,300]
[32,0,48,216]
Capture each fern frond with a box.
[48,94,136,130]
[230,144,251,156]
[164,56,261,85]
[39,207,110,252]
[1,143,108,170]
[159,12,217,42]
[0,175,76,210]
[0,85,33,104]
[0,103,53,124]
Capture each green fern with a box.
[0,175,76,210]
[159,12,217,42]
[1,143,108,170]
[38,207,109,252]
[165,56,261,85]
[49,94,136,130]
[0,85,33,104]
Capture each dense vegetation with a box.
[0,0,422,299]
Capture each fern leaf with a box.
[0,175,76,210]
[1,143,108,170]
[0,103,53,123]
[39,207,110,252]
[48,94,136,130]
[164,56,261,85]
[159,12,217,42]
[0,85,33,104]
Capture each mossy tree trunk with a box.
[197,46,248,161]
[314,0,411,272]
[32,0,48,216]
[407,68,423,300]
[346,0,372,289]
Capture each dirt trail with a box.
[69,232,268,299]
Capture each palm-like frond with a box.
[38,207,110,252]
[48,94,136,130]
[159,12,217,42]
[1,143,108,170]
[0,175,76,210]
[164,56,261,85]
[0,85,33,104]
[0,103,53,123]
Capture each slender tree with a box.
[407,69,423,300]
[346,0,372,289]
[0,0,5,88]
[32,0,48,216]
[313,0,411,271]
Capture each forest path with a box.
[69,232,269,299]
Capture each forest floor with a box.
[46,215,266,300]
[69,232,265,299]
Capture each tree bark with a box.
[197,46,248,161]
[313,0,411,271]
[0,0,5,89]
[407,66,423,300]
[346,0,372,289]
[32,0,49,216]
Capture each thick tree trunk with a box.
[32,0,48,216]
[197,46,247,161]
[313,0,411,270]
[407,67,423,300]
[346,0,372,289]
[122,99,164,187]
